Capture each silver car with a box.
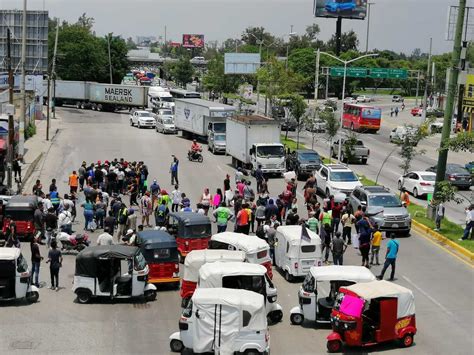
[208,132,226,154]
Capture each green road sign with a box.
[388,68,408,79]
[330,67,367,78]
[370,68,389,79]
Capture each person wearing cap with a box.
[125,229,137,246]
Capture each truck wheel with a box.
[361,158,367,165]
[170,339,184,353]
[76,102,81,109]
[97,104,102,112]
[290,313,304,325]
[284,270,293,282]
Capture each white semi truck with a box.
[226,115,286,175]
[174,99,236,145]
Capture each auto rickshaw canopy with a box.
[344,280,415,318]
[211,232,269,254]
[75,245,140,277]
[310,265,376,283]
[199,261,267,288]
[0,248,21,261]
[137,230,176,250]
[184,249,246,282]
[5,195,38,210]
[169,212,211,226]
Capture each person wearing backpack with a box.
[155,200,169,227]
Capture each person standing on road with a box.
[331,202,343,235]
[58,205,73,235]
[170,155,179,185]
[171,185,181,212]
[116,204,129,241]
[104,211,116,236]
[126,209,137,232]
[213,202,233,233]
[155,200,170,228]
[395,106,399,117]
[150,179,161,209]
[69,171,79,194]
[97,228,114,246]
[460,205,474,241]
[78,162,86,191]
[370,225,382,265]
[44,208,58,248]
[255,165,264,193]
[81,199,95,232]
[5,223,20,248]
[34,201,45,243]
[140,191,153,227]
[46,240,62,291]
[32,179,43,196]
[223,174,231,204]
[331,232,347,265]
[12,155,22,183]
[200,188,212,216]
[341,208,355,244]
[434,200,445,231]
[30,235,42,287]
[320,223,332,264]
[306,211,319,234]
[377,234,399,281]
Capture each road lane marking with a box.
[401,275,454,317]
[217,165,224,173]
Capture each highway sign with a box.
[369,68,389,79]
[330,67,367,78]
[388,68,408,79]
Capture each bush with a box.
[25,123,36,139]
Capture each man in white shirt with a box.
[42,194,53,213]
[97,228,114,246]
[171,185,181,212]
[461,205,474,241]
[58,205,73,234]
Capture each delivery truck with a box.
[174,99,236,143]
[226,115,286,175]
[43,80,148,112]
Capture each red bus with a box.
[342,104,382,133]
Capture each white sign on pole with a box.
[224,53,261,75]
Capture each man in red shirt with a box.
[331,202,343,235]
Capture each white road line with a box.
[217,165,224,173]
[402,275,454,317]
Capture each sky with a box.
[1,0,472,55]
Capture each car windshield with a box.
[185,224,211,237]
[214,135,226,141]
[330,171,358,182]
[162,118,173,124]
[447,166,469,174]
[161,97,173,102]
[138,112,152,117]
[256,146,284,158]
[420,174,436,181]
[160,110,173,115]
[298,152,320,162]
[368,195,402,208]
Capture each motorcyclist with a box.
[189,139,202,159]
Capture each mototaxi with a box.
[198,261,283,324]
[72,245,157,303]
[209,232,273,278]
[327,280,417,352]
[169,288,270,355]
[167,212,211,260]
[180,249,246,307]
[0,248,39,303]
[290,265,375,326]
[2,195,38,240]
[137,229,180,286]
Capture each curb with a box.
[411,219,474,264]
[20,152,44,193]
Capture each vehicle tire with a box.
[26,291,39,303]
[138,122,142,129]
[290,313,304,325]
[198,155,203,163]
[76,102,81,109]
[284,270,293,282]
[244,350,260,355]
[144,289,157,302]
[397,180,403,190]
[327,340,342,353]
[400,333,414,348]
[91,104,96,111]
[413,187,419,198]
[81,103,85,109]
[130,119,134,127]
[97,104,102,112]
[361,158,367,165]
[76,289,92,304]
[170,339,184,353]
[269,310,283,324]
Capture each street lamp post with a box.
[319,52,379,162]
[365,2,375,53]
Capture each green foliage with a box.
[343,132,359,163]
[288,48,315,96]
[319,109,340,158]
[202,55,245,94]
[442,132,474,153]
[281,136,306,152]
[396,120,432,175]
[433,181,464,204]
[326,30,359,53]
[25,123,36,139]
[170,58,195,86]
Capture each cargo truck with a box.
[43,80,148,112]
[174,99,236,146]
[226,115,285,175]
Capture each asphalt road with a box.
[1,107,472,355]
[286,96,473,225]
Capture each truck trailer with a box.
[226,115,285,175]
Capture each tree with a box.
[320,109,340,159]
[76,13,94,31]
[126,37,137,50]
[288,48,315,96]
[326,30,359,53]
[221,38,243,53]
[305,24,321,41]
[99,34,129,84]
[171,58,194,86]
[342,131,359,163]
[279,94,307,143]
[433,181,463,204]
[442,132,474,153]
[202,55,245,95]
[241,27,275,46]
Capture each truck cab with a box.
[249,143,286,175]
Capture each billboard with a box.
[224,53,261,75]
[314,0,367,20]
[182,34,205,48]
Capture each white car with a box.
[315,164,362,197]
[155,113,176,134]
[356,95,372,103]
[389,126,418,145]
[398,171,436,198]
[130,110,156,129]
[343,97,357,104]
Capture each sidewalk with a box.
[20,116,61,194]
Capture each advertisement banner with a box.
[314,0,367,20]
[463,74,474,112]
[182,34,205,48]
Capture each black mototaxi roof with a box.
[137,230,177,250]
[75,245,140,277]
[169,212,211,226]
[5,195,38,210]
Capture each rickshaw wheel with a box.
[26,291,39,303]
[76,289,92,304]
[327,340,342,353]
[401,334,414,347]
[290,313,304,325]
[145,290,157,302]
[269,310,283,324]
[170,339,184,353]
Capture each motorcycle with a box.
[58,232,90,252]
[188,150,203,163]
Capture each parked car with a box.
[330,138,369,164]
[286,149,322,180]
[281,119,298,132]
[343,97,357,104]
[315,164,362,197]
[411,107,423,117]
[348,185,411,236]
[306,119,326,133]
[465,161,474,177]
[155,112,176,134]
[356,95,372,103]
[130,110,156,128]
[392,95,403,102]
[397,171,436,198]
[389,126,418,145]
[426,164,472,190]
[426,108,444,118]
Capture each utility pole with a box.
[421,38,432,122]
[107,33,113,84]
[52,20,59,120]
[6,29,14,189]
[314,49,320,102]
[286,25,294,71]
[415,70,421,106]
[19,0,27,156]
[435,0,466,193]
[46,75,50,141]
[365,2,375,53]
[256,40,263,114]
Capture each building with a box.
[0,10,49,74]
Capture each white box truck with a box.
[226,115,285,175]
[174,99,236,144]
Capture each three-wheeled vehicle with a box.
[199,261,283,324]
[0,248,39,303]
[167,212,211,261]
[72,245,157,303]
[290,265,376,326]
[170,288,270,355]
[274,225,322,282]
[137,230,180,286]
[181,249,246,307]
[327,280,417,352]
[209,232,273,278]
[2,195,38,239]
